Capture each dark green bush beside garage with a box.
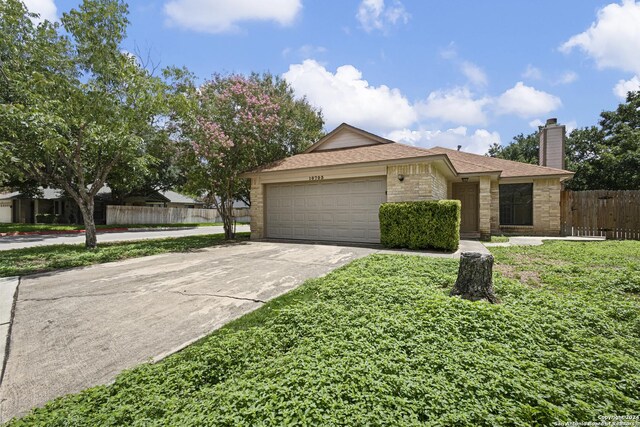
[379,200,461,251]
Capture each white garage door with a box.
[0,202,12,223]
[266,176,387,243]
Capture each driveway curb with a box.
[0,277,20,387]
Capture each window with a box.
[53,200,63,215]
[499,183,533,226]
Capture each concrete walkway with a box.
[0,225,251,251]
[483,236,606,247]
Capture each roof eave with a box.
[501,172,575,180]
[457,171,502,178]
[241,153,458,178]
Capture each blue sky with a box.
[25,0,640,153]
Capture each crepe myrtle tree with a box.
[173,72,323,240]
[0,0,167,249]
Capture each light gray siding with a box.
[314,130,380,151]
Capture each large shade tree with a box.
[0,0,167,248]
[171,72,323,239]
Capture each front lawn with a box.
[0,222,225,234]
[0,233,249,277]
[6,241,640,426]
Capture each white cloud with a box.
[283,60,417,131]
[356,0,410,33]
[528,119,544,128]
[282,45,327,59]
[23,0,57,23]
[496,82,562,118]
[460,61,488,87]
[417,87,490,126]
[555,71,578,85]
[522,65,542,80]
[387,127,501,155]
[561,0,640,74]
[439,42,457,60]
[613,75,640,98]
[164,0,301,33]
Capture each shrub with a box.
[35,213,62,224]
[379,200,460,251]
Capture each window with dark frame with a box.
[499,183,533,226]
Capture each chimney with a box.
[539,118,565,169]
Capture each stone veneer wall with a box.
[386,163,433,202]
[249,177,264,239]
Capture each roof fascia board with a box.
[241,154,457,178]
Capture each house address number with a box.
[308,175,324,181]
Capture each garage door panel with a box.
[266,177,386,243]
[0,204,12,223]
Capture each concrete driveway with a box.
[0,225,251,251]
[0,241,378,422]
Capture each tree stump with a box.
[450,252,500,303]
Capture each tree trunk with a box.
[450,252,500,303]
[218,196,234,240]
[78,199,97,250]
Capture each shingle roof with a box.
[248,141,574,178]
[160,190,199,204]
[428,146,574,178]
[249,143,445,173]
[0,191,20,200]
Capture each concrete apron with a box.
[0,240,480,421]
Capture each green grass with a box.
[0,233,249,277]
[6,241,640,426]
[490,234,510,243]
[0,223,227,233]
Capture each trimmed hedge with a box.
[379,200,461,251]
[35,213,64,224]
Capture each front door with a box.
[452,182,479,234]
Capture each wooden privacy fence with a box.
[561,190,640,240]
[106,205,250,225]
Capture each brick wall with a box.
[250,177,264,239]
[490,180,500,234]
[496,177,563,236]
[533,178,562,235]
[479,176,491,239]
[386,163,433,202]
[431,167,448,200]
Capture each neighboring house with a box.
[0,187,91,224]
[243,120,574,243]
[0,187,203,224]
[116,190,205,209]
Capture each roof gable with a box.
[305,123,394,153]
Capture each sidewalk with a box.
[483,235,606,247]
[0,225,251,251]
[0,226,207,237]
